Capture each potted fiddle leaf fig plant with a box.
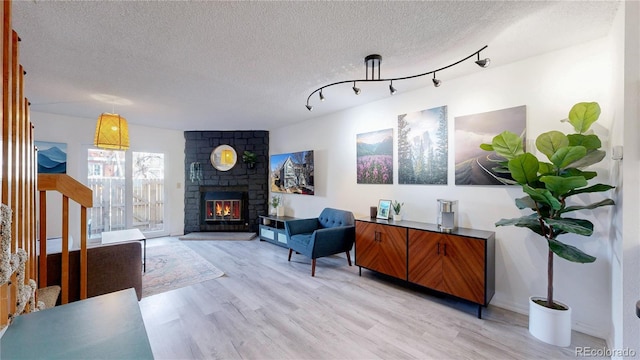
[480,101,614,347]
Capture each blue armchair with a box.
[285,208,355,276]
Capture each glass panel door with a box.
[132,152,165,233]
[87,149,126,239]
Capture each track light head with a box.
[305,104,313,111]
[389,81,397,95]
[475,53,490,68]
[432,73,441,87]
[319,90,325,101]
[352,82,361,95]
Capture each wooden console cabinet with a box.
[354,221,406,278]
[355,218,495,318]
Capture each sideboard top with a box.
[356,217,495,240]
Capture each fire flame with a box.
[215,202,232,217]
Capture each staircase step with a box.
[36,285,61,309]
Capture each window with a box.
[88,163,103,177]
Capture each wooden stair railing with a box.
[37,174,93,304]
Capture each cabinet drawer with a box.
[260,228,275,240]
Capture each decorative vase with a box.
[528,296,572,347]
[276,205,285,217]
[270,207,277,216]
[393,214,402,221]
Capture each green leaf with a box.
[536,131,569,160]
[508,153,539,185]
[515,196,537,210]
[560,199,615,214]
[567,134,601,150]
[566,183,615,197]
[548,239,596,263]
[496,214,545,237]
[538,162,555,176]
[562,168,597,180]
[550,146,587,169]
[568,102,601,134]
[540,175,588,197]
[480,143,494,151]
[491,131,524,160]
[523,185,562,210]
[566,149,606,169]
[545,218,594,236]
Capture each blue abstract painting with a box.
[36,141,67,174]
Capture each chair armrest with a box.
[285,218,319,237]
[310,226,356,258]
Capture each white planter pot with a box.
[528,296,572,347]
[393,214,402,221]
[276,206,285,217]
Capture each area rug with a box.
[178,232,256,241]
[142,242,224,297]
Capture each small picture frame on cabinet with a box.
[377,199,391,220]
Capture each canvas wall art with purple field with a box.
[356,128,393,184]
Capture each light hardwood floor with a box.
[139,236,606,360]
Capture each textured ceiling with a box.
[11,1,620,131]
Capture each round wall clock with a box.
[210,144,237,171]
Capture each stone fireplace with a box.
[184,130,269,234]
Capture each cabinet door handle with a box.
[443,243,447,256]
[374,231,380,242]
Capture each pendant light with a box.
[94,113,130,150]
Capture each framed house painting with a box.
[270,150,314,195]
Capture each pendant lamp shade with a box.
[94,113,130,150]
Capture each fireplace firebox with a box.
[199,186,249,232]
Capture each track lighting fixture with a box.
[432,73,441,87]
[305,45,490,111]
[475,53,491,68]
[352,82,361,95]
[389,81,397,95]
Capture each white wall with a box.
[271,38,615,338]
[32,112,185,241]
[616,0,640,355]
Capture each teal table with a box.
[1,288,153,359]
